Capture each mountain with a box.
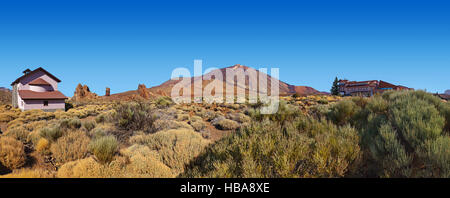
[445,90,450,95]
[0,87,10,92]
[147,64,321,97]
[110,64,322,100]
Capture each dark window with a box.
[44,101,49,106]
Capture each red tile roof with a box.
[19,90,67,100]
[29,78,51,86]
[11,67,61,86]
[378,80,398,89]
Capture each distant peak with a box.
[228,64,249,70]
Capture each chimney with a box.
[23,69,31,74]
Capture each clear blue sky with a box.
[0,0,449,96]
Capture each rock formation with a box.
[73,84,98,100]
[137,84,151,99]
[105,87,111,97]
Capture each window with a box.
[44,101,49,106]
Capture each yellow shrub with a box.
[0,112,19,122]
[36,138,50,154]
[0,136,26,170]
[57,145,176,178]
[121,145,174,178]
[50,130,90,164]
[0,168,54,178]
[129,128,210,175]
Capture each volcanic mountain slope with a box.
[147,64,321,97]
[110,64,322,99]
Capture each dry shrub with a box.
[18,109,55,122]
[50,130,90,164]
[83,120,96,132]
[57,157,124,178]
[215,119,239,130]
[36,138,50,154]
[121,145,175,178]
[57,145,175,178]
[0,112,19,122]
[153,119,193,131]
[4,127,29,143]
[0,136,26,170]
[0,168,54,178]
[190,120,206,132]
[226,113,251,123]
[129,128,210,175]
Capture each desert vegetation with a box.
[0,91,448,178]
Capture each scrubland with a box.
[0,91,448,178]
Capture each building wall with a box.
[23,99,65,111]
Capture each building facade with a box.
[11,67,68,111]
[338,80,412,97]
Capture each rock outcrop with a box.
[73,84,97,100]
[137,84,151,99]
[105,87,111,97]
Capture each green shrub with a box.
[155,97,173,107]
[183,115,361,178]
[89,135,119,164]
[328,99,359,125]
[40,126,63,142]
[59,118,82,129]
[419,136,450,178]
[90,127,107,139]
[114,102,156,133]
[83,120,96,132]
[389,96,444,147]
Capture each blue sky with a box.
[0,0,449,96]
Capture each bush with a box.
[0,168,54,178]
[328,99,359,125]
[4,127,29,143]
[155,97,173,107]
[0,136,27,170]
[89,135,119,164]
[121,145,175,178]
[129,129,210,175]
[83,120,96,132]
[114,102,156,133]
[389,95,444,148]
[190,120,206,132]
[57,147,175,178]
[214,119,239,130]
[36,138,50,155]
[40,126,63,142]
[182,116,361,178]
[50,130,90,164]
[153,119,193,132]
[419,136,450,178]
